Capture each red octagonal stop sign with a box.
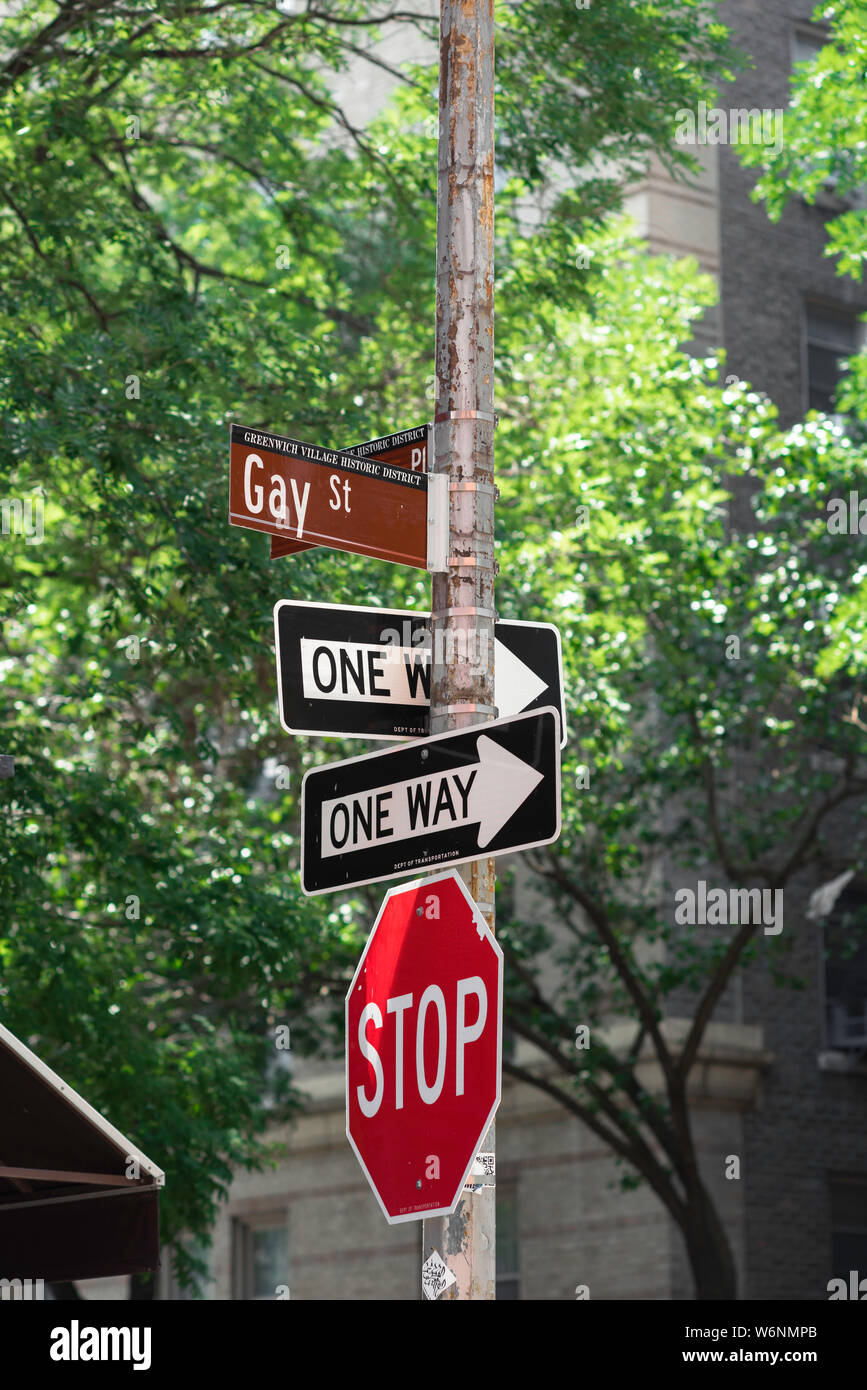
[346,869,503,1224]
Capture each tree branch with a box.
[504,943,688,1183]
[679,766,867,1080]
[503,1055,687,1225]
[533,853,677,1086]
[0,183,112,329]
[685,705,754,881]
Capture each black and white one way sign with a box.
[300,707,561,895]
[274,601,566,743]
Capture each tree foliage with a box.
[3,0,863,1302]
[0,0,737,1288]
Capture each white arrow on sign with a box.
[493,636,548,714]
[320,736,544,858]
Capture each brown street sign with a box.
[229,424,428,569]
[268,534,320,558]
[268,425,428,561]
[345,424,428,471]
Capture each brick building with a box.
[622,0,867,1304]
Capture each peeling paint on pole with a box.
[423,0,497,1302]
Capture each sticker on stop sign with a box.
[345,870,503,1224]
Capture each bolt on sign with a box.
[301,707,561,895]
[269,425,428,560]
[346,871,503,1223]
[228,424,428,569]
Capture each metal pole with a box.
[423,0,496,1301]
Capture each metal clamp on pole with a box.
[446,555,496,568]
[430,606,496,620]
[434,409,497,424]
[449,481,497,496]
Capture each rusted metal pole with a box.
[422,0,496,1301]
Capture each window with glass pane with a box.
[792,29,825,68]
[823,885,867,1050]
[792,29,867,210]
[829,1178,867,1284]
[805,307,860,414]
[233,1215,290,1300]
[252,1225,288,1298]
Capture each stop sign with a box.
[346,869,503,1223]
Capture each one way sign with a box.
[301,708,560,895]
[274,602,567,744]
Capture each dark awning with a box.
[0,1021,164,1282]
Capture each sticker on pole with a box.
[422,1251,457,1300]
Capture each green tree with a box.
[743,0,867,288]
[491,231,867,1300]
[0,0,736,1294]
[364,150,867,1294]
[741,0,867,675]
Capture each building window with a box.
[829,1177,867,1282]
[791,28,866,212]
[792,28,827,70]
[823,885,867,1051]
[263,1032,294,1111]
[233,1213,290,1300]
[496,1182,520,1300]
[805,306,862,416]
